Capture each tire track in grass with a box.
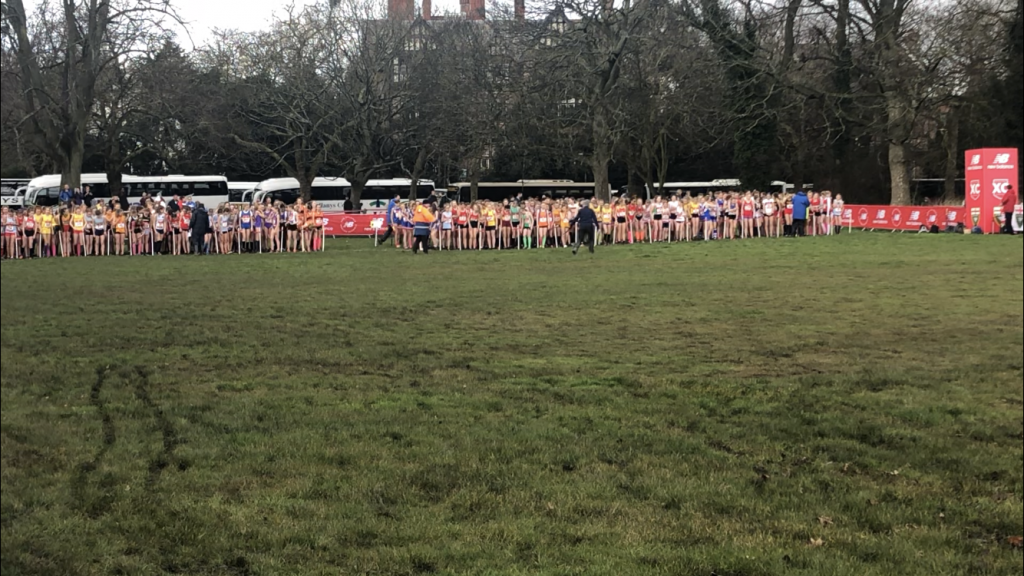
[130,366,187,487]
[70,366,118,518]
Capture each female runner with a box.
[650,197,664,242]
[91,208,107,256]
[832,193,845,234]
[1,207,18,259]
[219,207,232,254]
[113,209,127,255]
[455,202,468,250]
[520,206,533,249]
[70,205,87,256]
[536,203,550,248]
[667,195,681,242]
[467,203,479,250]
[809,192,821,236]
[301,201,315,252]
[510,201,522,249]
[58,207,71,257]
[560,202,572,248]
[499,202,512,249]
[38,207,54,257]
[283,204,298,253]
[312,203,324,251]
[783,194,794,236]
[483,202,498,249]
[740,192,755,239]
[762,193,777,238]
[614,198,629,244]
[701,196,717,241]
[687,194,700,241]
[239,203,254,253]
[264,203,280,253]
[21,207,37,258]
[441,203,454,250]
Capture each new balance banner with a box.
[844,205,964,231]
[323,213,386,236]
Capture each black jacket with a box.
[190,208,210,237]
[570,206,599,229]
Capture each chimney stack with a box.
[460,0,486,20]
[388,0,414,20]
[423,0,431,20]
[514,0,525,20]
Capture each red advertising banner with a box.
[844,205,964,231]
[965,148,1018,234]
[323,212,386,236]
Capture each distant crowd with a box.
[2,191,326,259]
[378,190,843,252]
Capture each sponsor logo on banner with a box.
[969,180,981,201]
[947,210,958,223]
[873,209,887,224]
[1015,205,1023,231]
[858,208,869,225]
[992,179,1010,200]
[926,210,938,224]
[892,209,902,224]
[970,154,981,165]
[993,153,1011,164]
[971,207,980,227]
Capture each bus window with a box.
[310,186,347,202]
[272,190,300,205]
[35,187,61,207]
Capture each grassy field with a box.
[1,233,1022,576]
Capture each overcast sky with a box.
[171,0,465,47]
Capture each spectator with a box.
[411,201,435,254]
[343,195,354,213]
[72,188,84,206]
[376,193,401,247]
[58,185,72,205]
[117,187,129,210]
[791,190,811,236]
[1001,185,1017,235]
[189,203,210,255]
[83,186,94,208]
[570,199,599,255]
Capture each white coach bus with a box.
[17,174,229,207]
[251,177,434,212]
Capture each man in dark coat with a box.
[189,204,210,255]
[570,200,600,255]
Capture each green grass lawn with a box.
[2,233,1022,576]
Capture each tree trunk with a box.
[592,153,611,202]
[469,162,479,202]
[409,148,428,199]
[942,105,960,201]
[106,170,124,208]
[349,176,367,207]
[60,139,85,189]
[297,171,314,203]
[888,141,912,205]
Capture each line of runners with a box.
[385,191,845,250]
[1,199,327,259]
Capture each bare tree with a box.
[531,0,651,200]
[3,0,179,187]
[204,6,338,200]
